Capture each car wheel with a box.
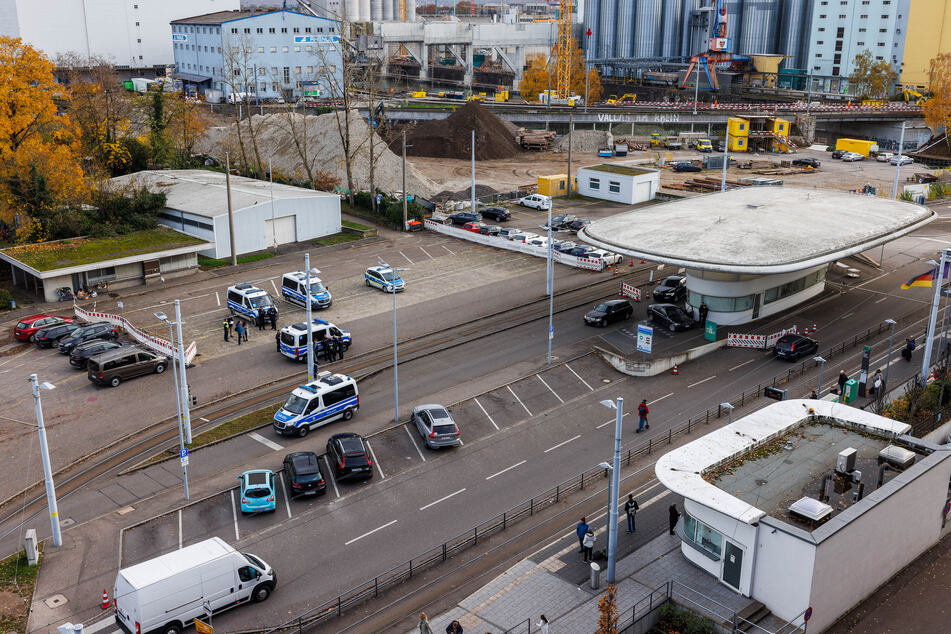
[365,279,371,287]
[297,425,309,438]
[28,334,36,343]
[154,363,166,374]
[600,319,607,327]
[252,584,271,602]
[626,310,633,320]
[110,376,121,388]
[160,623,183,634]
[342,408,353,421]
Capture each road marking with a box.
[486,460,527,480]
[322,455,340,498]
[279,471,292,519]
[596,412,629,429]
[729,359,755,372]
[419,488,466,511]
[230,490,240,541]
[405,425,426,461]
[84,615,119,634]
[178,509,182,549]
[565,363,594,391]
[441,244,455,255]
[875,296,889,304]
[345,519,398,546]
[270,279,280,295]
[419,246,434,260]
[366,440,385,479]
[400,250,414,265]
[652,392,675,405]
[215,291,220,307]
[474,398,499,431]
[536,374,564,403]
[507,385,533,417]
[248,432,283,451]
[687,375,717,388]
[544,434,581,453]
[841,312,854,320]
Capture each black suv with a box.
[69,340,125,368]
[831,149,846,159]
[648,304,695,332]
[58,322,119,354]
[774,334,819,361]
[545,214,577,230]
[326,433,374,481]
[34,322,81,348]
[448,211,482,225]
[652,276,687,302]
[283,451,327,498]
[584,299,634,327]
[479,207,511,222]
[792,157,820,168]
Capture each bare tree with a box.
[220,33,265,176]
[313,24,358,205]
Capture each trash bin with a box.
[589,562,601,590]
[843,378,859,403]
[8,300,14,310]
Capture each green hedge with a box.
[348,190,424,229]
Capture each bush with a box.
[0,288,11,309]
[656,603,718,634]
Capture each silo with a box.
[660,0,682,57]
[371,0,383,21]
[738,0,779,55]
[598,0,617,58]
[345,0,358,21]
[679,0,702,58]
[359,0,370,21]
[615,0,635,59]
[383,0,392,21]
[585,0,601,58]
[633,0,662,58]
[407,0,416,21]
[777,0,808,68]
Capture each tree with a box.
[518,40,602,103]
[220,33,265,177]
[923,53,951,151]
[596,584,618,634]
[315,25,359,205]
[848,49,898,99]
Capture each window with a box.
[763,269,825,304]
[589,177,600,190]
[231,28,238,33]
[306,65,313,73]
[857,41,864,46]
[817,41,824,45]
[293,27,300,33]
[137,38,141,43]
[859,27,866,32]
[258,47,264,53]
[819,13,826,18]
[837,27,845,37]
[833,66,840,75]
[86,266,116,283]
[295,80,302,88]
[305,27,311,32]
[818,27,825,31]
[839,14,845,18]
[860,13,868,18]
[877,42,885,46]
[135,21,139,26]
[306,46,312,52]
[260,83,267,93]
[258,67,266,76]
[269,27,275,33]
[282,46,289,52]
[244,28,250,33]
[879,28,887,32]
[681,511,723,559]
[608,181,620,193]
[270,66,278,75]
[283,67,290,82]
[270,46,277,53]
[281,27,288,33]
[257,28,263,34]
[687,291,754,313]
[294,46,301,52]
[834,53,841,64]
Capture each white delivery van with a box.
[114,537,276,634]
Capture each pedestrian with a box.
[335,335,345,360]
[576,517,588,553]
[268,307,277,330]
[810,390,818,400]
[312,350,320,375]
[903,337,916,362]
[446,620,463,634]
[275,332,281,352]
[636,399,649,433]
[536,615,550,634]
[669,504,680,535]
[256,308,266,331]
[698,302,708,326]
[624,494,639,533]
[222,319,229,342]
[235,321,245,345]
[418,613,434,634]
[582,529,595,562]
[227,316,235,337]
[871,369,883,396]
[837,370,848,394]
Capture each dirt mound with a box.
[553,129,611,153]
[433,183,499,202]
[391,102,521,161]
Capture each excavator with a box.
[902,88,928,107]
[680,0,749,91]
[605,93,637,106]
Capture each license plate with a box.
[303,489,317,496]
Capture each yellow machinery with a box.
[606,93,636,105]
[411,91,427,98]
[467,94,485,102]
[650,132,662,147]
[555,0,572,99]
[604,94,618,104]
[903,88,927,106]
[494,89,509,102]
[861,99,886,107]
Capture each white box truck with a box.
[114,537,276,634]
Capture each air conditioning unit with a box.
[879,445,916,470]
[836,447,857,475]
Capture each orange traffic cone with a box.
[629,258,635,267]
[672,364,679,375]
[812,321,817,333]
[613,266,619,276]
[101,589,111,609]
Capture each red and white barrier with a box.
[74,304,198,364]
[620,282,642,302]
[728,325,799,349]
[765,325,799,348]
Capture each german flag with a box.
[901,262,951,289]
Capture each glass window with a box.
[589,177,600,190]
[682,511,723,559]
[687,290,754,313]
[609,181,620,193]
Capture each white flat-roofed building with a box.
[575,164,660,205]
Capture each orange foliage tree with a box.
[518,40,602,103]
[923,53,951,151]
[596,583,619,634]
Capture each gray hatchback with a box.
[411,404,461,449]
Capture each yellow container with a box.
[537,174,569,197]
[834,138,878,156]
[411,91,427,98]
[728,136,748,152]
[769,117,789,135]
[728,117,749,137]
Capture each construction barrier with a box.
[620,282,642,302]
[73,304,198,364]
[728,325,799,350]
[765,325,799,348]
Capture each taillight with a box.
[339,455,345,469]
[318,479,325,485]
[242,498,248,504]
[99,372,103,379]
[267,495,274,502]
[292,482,301,488]
[135,622,141,634]
[790,343,795,352]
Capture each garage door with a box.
[635,181,652,202]
[265,216,297,247]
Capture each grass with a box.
[4,228,207,271]
[341,219,372,231]
[0,544,43,633]
[147,404,282,465]
[588,163,654,175]
[312,233,360,247]
[198,252,275,269]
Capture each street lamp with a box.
[813,356,826,398]
[546,202,554,365]
[155,310,190,500]
[599,397,623,584]
[883,319,896,391]
[380,258,408,423]
[30,374,61,547]
[720,402,734,425]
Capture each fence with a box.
[620,281,642,302]
[727,325,798,350]
[73,304,198,364]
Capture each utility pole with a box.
[225,152,236,266]
[721,127,730,192]
[305,253,314,382]
[402,130,408,229]
[30,374,61,547]
[567,114,573,196]
[269,157,276,252]
[471,129,476,213]
[173,300,192,445]
[892,121,906,199]
[921,249,950,384]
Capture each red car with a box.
[14,314,74,342]
[462,222,486,233]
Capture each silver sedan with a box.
[411,404,462,449]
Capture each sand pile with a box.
[195,111,438,197]
[390,102,521,160]
[553,129,611,153]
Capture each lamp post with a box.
[30,374,61,547]
[883,319,896,391]
[720,402,734,425]
[380,258,407,423]
[155,311,190,500]
[546,200,554,365]
[813,356,826,397]
[599,397,623,584]
[305,254,317,382]
[892,122,906,199]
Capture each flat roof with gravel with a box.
[578,187,935,274]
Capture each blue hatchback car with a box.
[238,469,277,513]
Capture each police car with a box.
[280,270,332,309]
[273,372,359,437]
[227,283,278,321]
[365,266,405,292]
[278,318,351,361]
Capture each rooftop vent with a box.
[789,496,833,522]
[879,445,916,470]
[835,447,857,475]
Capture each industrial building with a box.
[0,0,239,70]
[170,8,343,100]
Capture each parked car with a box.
[57,322,119,354]
[890,156,914,166]
[499,227,524,240]
[462,221,487,233]
[512,232,540,243]
[14,314,73,342]
[365,266,405,292]
[567,218,591,233]
[87,346,168,387]
[479,206,511,222]
[569,246,597,258]
[411,404,462,449]
[792,157,820,168]
[326,433,374,481]
[588,249,622,265]
[652,275,687,302]
[447,211,482,225]
[34,322,81,348]
[841,152,864,162]
[647,303,695,332]
[518,194,552,210]
[774,334,819,361]
[238,469,277,513]
[526,237,549,250]
[584,299,634,327]
[544,214,577,230]
[876,152,895,163]
[831,149,846,159]
[477,225,502,237]
[283,451,327,498]
[673,162,702,172]
[712,140,725,152]
[554,241,578,254]
[69,340,126,369]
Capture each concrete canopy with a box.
[578,187,936,274]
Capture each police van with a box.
[365,266,405,292]
[273,372,359,437]
[278,318,351,361]
[227,283,278,321]
[280,270,332,309]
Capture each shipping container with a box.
[835,138,879,157]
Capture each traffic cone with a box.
[613,266,619,276]
[672,364,679,375]
[812,321,817,333]
[101,589,111,609]
[629,258,635,267]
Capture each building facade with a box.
[899,0,951,89]
[575,164,660,204]
[171,9,343,100]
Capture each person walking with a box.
[417,613,434,634]
[871,369,883,397]
[625,494,639,533]
[576,517,589,553]
[636,399,649,433]
[445,620,463,634]
[268,307,277,330]
[669,504,680,535]
[582,529,596,562]
[698,302,708,327]
[235,321,245,346]
[222,319,229,342]
[536,615,550,634]
[274,332,281,352]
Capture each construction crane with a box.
[554,0,572,99]
[680,0,748,91]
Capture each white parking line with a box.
[345,519,398,546]
[84,616,119,634]
[596,412,629,429]
[729,359,755,372]
[405,425,426,461]
[322,455,340,498]
[507,385,533,417]
[366,440,386,479]
[564,363,594,391]
[875,296,888,304]
[441,244,455,255]
[215,291,220,306]
[486,460,527,480]
[230,490,240,541]
[400,251,414,265]
[474,398,500,431]
[279,471,292,519]
[536,374,564,403]
[248,432,283,451]
[419,246,434,260]
[544,434,581,453]
[270,279,280,295]
[841,312,854,320]
[419,488,466,511]
[178,509,182,549]
[687,375,717,388]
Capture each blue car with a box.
[238,469,277,513]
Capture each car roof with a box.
[90,345,146,361]
[284,270,322,283]
[661,275,685,284]
[287,451,320,469]
[242,470,272,486]
[22,314,51,322]
[415,403,450,416]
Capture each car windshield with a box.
[293,456,320,475]
[381,270,400,282]
[244,553,266,569]
[594,303,609,312]
[282,394,310,415]
[669,307,689,320]
[249,295,273,309]
[311,281,327,294]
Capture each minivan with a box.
[87,346,168,387]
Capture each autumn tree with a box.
[221,33,265,177]
[164,96,209,164]
[596,584,619,634]
[848,49,898,99]
[518,40,602,103]
[315,25,359,205]
[923,53,951,151]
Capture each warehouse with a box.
[110,170,341,259]
[575,164,660,204]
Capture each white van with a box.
[278,318,351,361]
[114,537,275,634]
[518,194,552,211]
[227,283,278,321]
[272,372,358,437]
[280,270,332,309]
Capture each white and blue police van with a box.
[365,266,405,292]
[278,318,351,361]
[227,283,278,321]
[272,372,359,437]
[280,270,332,309]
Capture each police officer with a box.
[268,307,277,330]
[335,335,345,360]
[325,337,336,362]
[275,331,281,352]
[256,308,266,331]
[222,319,229,342]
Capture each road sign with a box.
[194,618,213,634]
[180,448,189,458]
[803,607,813,622]
[636,325,653,354]
[704,320,717,342]
[181,456,190,467]
[549,325,554,340]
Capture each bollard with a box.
[590,562,602,590]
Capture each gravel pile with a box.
[391,102,521,160]
[553,129,610,153]
[432,184,499,202]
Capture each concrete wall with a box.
[595,338,727,377]
[211,196,340,258]
[751,519,815,624]
[576,168,659,205]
